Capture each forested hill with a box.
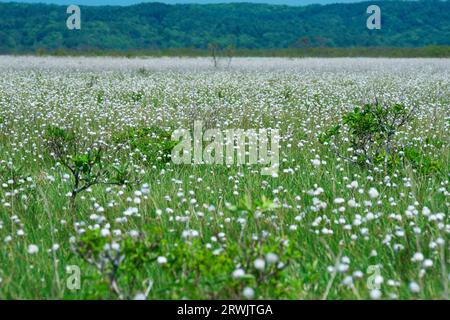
[0,1,449,53]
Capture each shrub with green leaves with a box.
[44,125,135,213]
[402,146,443,175]
[114,126,178,167]
[319,101,418,170]
[72,229,158,299]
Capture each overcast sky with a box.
[0,0,372,6]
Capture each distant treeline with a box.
[0,1,449,54]
[30,46,450,58]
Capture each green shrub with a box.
[319,101,417,170]
[73,229,158,299]
[114,126,178,167]
[44,125,135,214]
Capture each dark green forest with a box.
[0,1,449,54]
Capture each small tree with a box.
[208,43,219,68]
[207,43,235,69]
[225,44,235,68]
[319,100,417,171]
[44,126,134,214]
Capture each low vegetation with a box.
[0,57,448,299]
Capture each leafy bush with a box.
[403,147,442,175]
[44,125,135,213]
[319,101,417,170]
[72,229,158,299]
[114,126,178,167]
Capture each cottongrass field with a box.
[0,57,448,300]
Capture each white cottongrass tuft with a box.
[409,282,420,293]
[254,258,266,271]
[157,256,168,264]
[368,187,379,199]
[232,268,246,278]
[242,287,255,299]
[27,244,39,254]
